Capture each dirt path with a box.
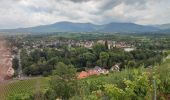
[17,49,23,78]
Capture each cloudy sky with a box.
[0,0,170,29]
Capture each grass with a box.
[0,77,50,100]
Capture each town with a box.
[3,33,169,100]
[0,0,170,99]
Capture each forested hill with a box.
[0,21,164,33]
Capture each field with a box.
[0,77,50,100]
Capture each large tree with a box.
[48,62,77,99]
[99,52,109,67]
[93,44,106,58]
[82,52,96,67]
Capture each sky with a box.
[0,0,170,29]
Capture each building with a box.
[124,48,135,52]
[78,66,109,79]
[78,71,89,79]
[84,41,94,49]
[110,64,120,71]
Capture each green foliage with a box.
[47,57,58,68]
[103,84,125,100]
[93,44,106,57]
[49,62,77,99]
[12,57,19,70]
[99,52,109,67]
[53,62,76,79]
[20,40,163,76]
[3,63,170,100]
[154,64,170,94]
[75,67,160,100]
[7,33,170,99]
[8,93,32,100]
[124,71,152,99]
[81,52,96,67]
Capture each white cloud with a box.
[0,0,170,29]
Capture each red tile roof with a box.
[78,71,89,79]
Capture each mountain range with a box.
[0,21,170,33]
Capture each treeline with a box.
[12,43,164,76]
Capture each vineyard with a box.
[0,77,49,100]
[71,62,170,100]
[0,63,170,99]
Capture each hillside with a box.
[154,24,170,29]
[0,21,160,33]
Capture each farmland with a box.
[0,77,49,100]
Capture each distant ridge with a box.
[0,21,170,33]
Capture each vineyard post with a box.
[153,79,156,100]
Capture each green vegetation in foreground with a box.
[0,77,50,100]
[1,62,170,100]
[71,63,170,100]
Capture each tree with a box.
[30,49,41,63]
[47,57,59,68]
[74,47,88,55]
[99,52,109,67]
[49,62,77,99]
[127,61,136,68]
[105,40,109,49]
[12,57,19,70]
[93,44,106,58]
[82,52,96,67]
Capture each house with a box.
[97,40,105,45]
[110,64,120,71]
[100,69,109,74]
[124,47,135,52]
[115,42,132,48]
[78,66,109,79]
[93,66,109,74]
[87,69,99,76]
[78,71,89,79]
[84,41,94,49]
[94,66,102,72]
[107,40,115,49]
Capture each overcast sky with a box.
[0,0,170,29]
